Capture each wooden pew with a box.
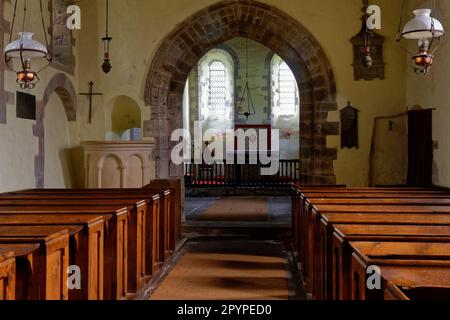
[0,251,15,300]
[294,189,450,276]
[15,183,180,254]
[350,241,450,300]
[11,187,177,257]
[0,244,40,300]
[381,266,450,300]
[0,214,107,300]
[304,203,450,295]
[0,226,70,300]
[0,206,128,300]
[302,192,450,198]
[309,198,450,205]
[295,186,450,251]
[0,198,147,293]
[1,190,168,277]
[146,178,183,252]
[292,185,450,301]
[327,222,450,300]
[297,187,449,193]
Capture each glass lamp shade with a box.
[4,32,48,60]
[402,9,445,40]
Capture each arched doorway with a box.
[144,0,338,185]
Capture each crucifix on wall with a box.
[79,81,102,124]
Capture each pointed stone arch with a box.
[144,0,338,184]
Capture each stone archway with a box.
[34,73,77,187]
[144,0,338,184]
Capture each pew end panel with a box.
[0,252,15,300]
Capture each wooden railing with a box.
[184,160,299,188]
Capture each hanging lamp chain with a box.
[106,0,110,38]
[39,0,51,60]
[363,0,371,47]
[19,0,27,70]
[396,0,407,42]
[5,0,19,70]
[34,0,52,75]
[103,0,112,41]
[238,39,256,119]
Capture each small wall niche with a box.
[110,96,142,140]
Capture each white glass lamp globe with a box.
[4,32,48,60]
[402,9,445,40]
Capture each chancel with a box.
[1,0,450,304]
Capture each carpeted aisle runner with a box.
[150,239,297,300]
[197,197,268,221]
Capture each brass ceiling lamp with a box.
[4,0,52,89]
[101,0,112,73]
[396,0,445,75]
[237,39,256,120]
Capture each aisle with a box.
[150,239,305,300]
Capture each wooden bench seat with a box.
[302,192,450,198]
[302,204,450,295]
[0,244,40,300]
[0,198,147,293]
[381,266,450,300]
[350,241,450,300]
[8,189,175,265]
[0,214,107,300]
[309,198,450,205]
[291,184,450,301]
[0,206,128,300]
[327,223,450,300]
[146,179,182,252]
[0,191,167,280]
[297,187,449,193]
[14,186,179,252]
[9,188,176,258]
[0,226,70,300]
[294,192,450,274]
[0,251,15,300]
[17,178,183,251]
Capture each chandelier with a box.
[397,0,445,75]
[4,0,52,89]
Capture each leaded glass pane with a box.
[208,60,227,116]
[278,61,297,115]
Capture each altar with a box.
[82,140,156,188]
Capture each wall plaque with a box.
[340,102,359,149]
[16,92,36,120]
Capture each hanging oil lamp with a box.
[4,0,52,89]
[397,0,445,75]
[101,0,112,73]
